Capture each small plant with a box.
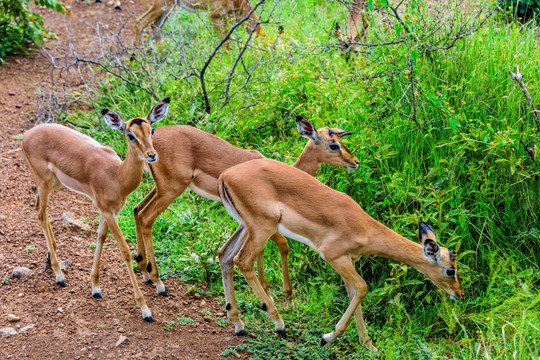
[216,317,228,327]
[176,316,194,325]
[12,134,23,140]
[163,320,176,331]
[98,324,114,330]
[23,244,34,251]
[1,278,8,285]
[201,308,214,317]
[89,243,97,249]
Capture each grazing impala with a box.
[217,158,464,349]
[133,0,265,46]
[22,98,170,322]
[133,117,359,303]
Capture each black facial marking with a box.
[328,128,337,137]
[130,118,146,126]
[226,303,231,311]
[146,262,152,273]
[135,254,143,263]
[449,250,456,261]
[261,303,268,312]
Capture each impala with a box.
[217,158,464,349]
[133,116,359,304]
[133,0,265,46]
[22,98,170,322]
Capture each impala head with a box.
[102,97,170,164]
[419,222,464,300]
[296,116,359,170]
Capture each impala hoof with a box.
[145,279,153,284]
[276,329,286,338]
[92,293,103,299]
[235,330,248,336]
[95,0,102,2]
[143,316,154,323]
[320,337,328,346]
[56,280,66,287]
[115,5,122,10]
[158,291,168,297]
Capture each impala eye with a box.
[328,143,341,151]
[444,268,456,277]
[127,133,136,142]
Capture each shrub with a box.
[499,0,540,21]
[0,0,64,63]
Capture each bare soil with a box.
[0,2,248,359]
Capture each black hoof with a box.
[92,293,103,299]
[276,329,286,338]
[320,338,328,346]
[145,279,153,284]
[57,281,66,287]
[235,330,248,337]
[158,291,168,297]
[143,316,154,323]
[95,0,102,2]
[115,5,122,10]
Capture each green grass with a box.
[66,1,539,358]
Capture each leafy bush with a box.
[499,0,540,21]
[0,0,64,62]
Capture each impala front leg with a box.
[103,212,153,322]
[133,186,157,283]
[90,214,108,299]
[320,256,366,346]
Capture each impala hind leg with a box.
[135,185,185,295]
[34,178,65,287]
[102,212,152,322]
[320,256,367,346]
[256,233,292,305]
[234,228,285,336]
[90,213,109,299]
[218,225,248,335]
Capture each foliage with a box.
[499,0,540,21]
[0,0,64,62]
[66,0,539,358]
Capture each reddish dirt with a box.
[0,2,247,359]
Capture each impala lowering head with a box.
[418,222,464,300]
[101,97,170,164]
[296,116,359,170]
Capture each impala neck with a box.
[118,145,146,196]
[293,141,321,176]
[365,220,433,275]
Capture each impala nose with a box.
[146,153,158,163]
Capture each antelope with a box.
[133,0,265,46]
[133,117,359,304]
[22,98,170,322]
[217,158,464,349]
[334,1,369,52]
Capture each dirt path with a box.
[0,3,247,359]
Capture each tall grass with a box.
[70,1,539,358]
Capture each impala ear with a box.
[147,97,170,125]
[102,109,126,133]
[418,222,436,244]
[296,116,322,144]
[423,239,440,262]
[337,130,353,138]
